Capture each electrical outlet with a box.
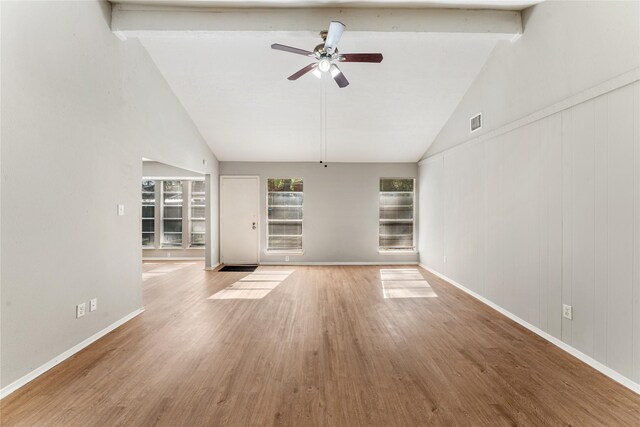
[76,303,86,318]
[90,298,97,312]
[563,304,573,320]
[443,256,447,264]
[285,256,290,262]
[117,204,125,216]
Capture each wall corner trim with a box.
[0,307,146,400]
[418,264,640,395]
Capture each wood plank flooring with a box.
[1,262,639,426]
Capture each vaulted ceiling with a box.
[112,1,539,162]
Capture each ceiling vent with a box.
[470,113,482,133]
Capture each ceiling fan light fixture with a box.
[318,58,331,73]
[271,21,383,88]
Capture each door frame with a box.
[219,175,261,264]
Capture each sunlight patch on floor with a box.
[380,268,438,299]
[143,263,197,281]
[208,270,294,300]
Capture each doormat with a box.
[219,265,258,272]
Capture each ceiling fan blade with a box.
[271,43,313,57]
[288,63,318,80]
[330,64,349,88]
[339,53,384,63]
[324,21,346,53]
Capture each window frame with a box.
[141,180,157,249]
[265,177,304,254]
[189,180,206,248]
[378,177,417,254]
[160,180,184,248]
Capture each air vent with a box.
[470,113,482,133]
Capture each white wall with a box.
[421,110,565,330]
[1,0,219,389]
[561,84,639,378]
[425,0,640,157]
[142,161,204,179]
[420,80,639,387]
[418,1,640,388]
[219,162,419,264]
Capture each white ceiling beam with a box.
[111,4,522,40]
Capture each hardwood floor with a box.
[1,262,639,426]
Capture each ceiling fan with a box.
[271,21,383,88]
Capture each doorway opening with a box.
[141,159,210,267]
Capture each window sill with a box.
[378,249,417,255]
[143,247,205,250]
[266,250,305,255]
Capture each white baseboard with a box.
[0,307,145,400]
[142,257,204,261]
[418,264,640,395]
[258,261,420,266]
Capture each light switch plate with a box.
[77,303,86,318]
[117,204,125,216]
[90,298,97,312]
[563,304,573,320]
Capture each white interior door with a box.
[220,176,259,264]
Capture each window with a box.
[162,180,183,247]
[141,179,207,249]
[379,178,415,251]
[141,180,156,247]
[267,178,303,251]
[190,180,206,247]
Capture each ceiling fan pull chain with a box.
[321,76,327,165]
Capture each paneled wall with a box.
[419,81,640,385]
[561,83,639,379]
